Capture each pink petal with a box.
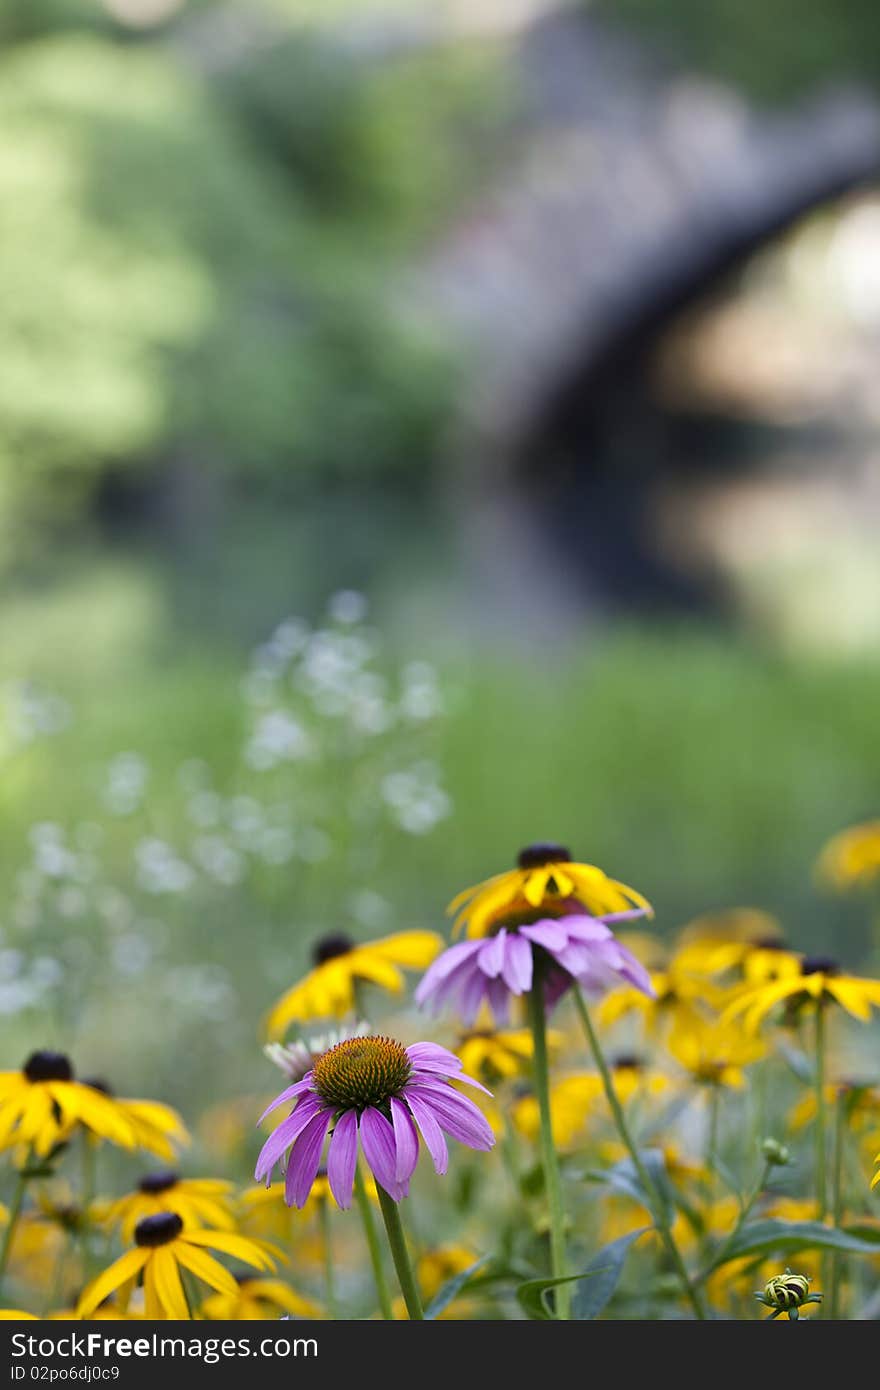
[285,1108,334,1209]
[477,931,507,979]
[501,932,533,993]
[404,1091,449,1175]
[257,1077,315,1126]
[389,1097,420,1184]
[519,920,569,952]
[254,1095,323,1184]
[326,1109,359,1210]
[404,1081,495,1151]
[360,1107,404,1200]
[415,941,483,1003]
[405,1043,462,1074]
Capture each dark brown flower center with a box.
[800,956,839,977]
[134,1212,183,1247]
[312,1035,412,1111]
[24,1051,73,1083]
[312,934,354,966]
[82,1077,113,1096]
[517,844,572,869]
[612,1054,644,1071]
[138,1171,179,1195]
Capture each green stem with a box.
[319,1197,337,1319]
[828,1089,846,1319]
[526,981,570,1320]
[815,1004,827,1220]
[81,1136,96,1209]
[180,1270,198,1320]
[500,1110,523,1198]
[354,1164,394,1320]
[47,1231,72,1315]
[79,1137,100,1278]
[0,1169,28,1300]
[695,1161,772,1283]
[375,1184,423,1321]
[706,1086,720,1204]
[747,1058,769,1177]
[573,987,707,1319]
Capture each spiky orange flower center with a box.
[312,1036,412,1111]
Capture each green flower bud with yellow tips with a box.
[754,1269,822,1319]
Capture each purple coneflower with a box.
[255,1036,494,1209]
[415,907,655,1024]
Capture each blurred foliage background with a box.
[2,0,880,1117]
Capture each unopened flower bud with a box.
[761,1137,790,1166]
[754,1268,822,1319]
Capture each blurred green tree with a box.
[0,28,466,564]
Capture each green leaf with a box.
[571,1228,651,1320]
[711,1154,744,1202]
[708,1219,880,1270]
[424,1256,491,1320]
[516,1268,610,1321]
[587,1149,673,1224]
[776,1040,815,1085]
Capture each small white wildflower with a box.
[328,591,368,625]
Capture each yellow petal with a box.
[522,868,551,907]
[348,952,404,994]
[828,979,874,1022]
[151,1248,190,1320]
[173,1242,239,1297]
[369,931,442,968]
[547,868,575,898]
[174,1194,236,1231]
[77,1249,148,1319]
[264,965,344,1039]
[50,1084,136,1150]
[246,1280,321,1318]
[446,871,510,916]
[182,1230,277,1271]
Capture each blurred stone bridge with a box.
[195,1,880,631]
[401,3,880,628]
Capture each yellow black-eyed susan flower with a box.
[237,1170,379,1243]
[671,909,797,982]
[265,931,441,1038]
[596,956,724,1036]
[104,1173,237,1243]
[513,1058,667,1149]
[512,1075,595,1149]
[82,1080,189,1161]
[200,1276,320,1320]
[76,1213,278,1320]
[0,1053,135,1157]
[456,1027,562,1085]
[789,1078,880,1135]
[722,956,880,1034]
[817,820,880,891]
[667,1016,766,1089]
[447,844,651,940]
